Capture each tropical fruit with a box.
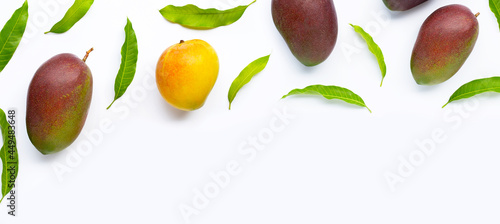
[156,39,219,111]
[411,4,479,85]
[26,49,93,155]
[272,0,338,66]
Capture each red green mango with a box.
[411,4,479,85]
[26,52,93,155]
[272,0,338,67]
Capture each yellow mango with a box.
[156,39,219,111]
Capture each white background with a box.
[1,0,500,223]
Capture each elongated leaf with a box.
[0,0,28,73]
[45,0,94,34]
[350,24,387,87]
[228,54,270,110]
[0,109,18,204]
[282,85,372,112]
[443,77,500,108]
[490,0,500,31]
[107,18,138,110]
[159,0,256,29]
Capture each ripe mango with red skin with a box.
[411,4,479,85]
[26,53,93,155]
[383,0,427,11]
[272,0,338,66]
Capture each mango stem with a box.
[179,40,185,44]
[82,48,94,62]
[475,12,480,18]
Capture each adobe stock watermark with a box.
[341,9,392,62]
[4,109,18,217]
[179,107,296,224]
[51,66,157,183]
[384,98,480,192]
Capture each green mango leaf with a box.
[443,77,500,108]
[228,54,270,110]
[0,108,18,204]
[0,0,28,73]
[350,24,387,87]
[282,85,372,112]
[45,0,94,34]
[490,0,500,31]
[159,0,256,29]
[107,18,138,110]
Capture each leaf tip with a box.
[442,103,449,108]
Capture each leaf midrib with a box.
[290,89,365,107]
[492,0,500,16]
[451,86,500,101]
[164,6,246,16]
[162,0,255,16]
[0,6,25,59]
[231,60,265,100]
[116,30,132,98]
[51,0,89,32]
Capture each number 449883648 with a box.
[7,110,16,160]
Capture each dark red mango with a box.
[26,52,93,155]
[272,0,338,66]
[383,0,428,11]
[411,4,479,85]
